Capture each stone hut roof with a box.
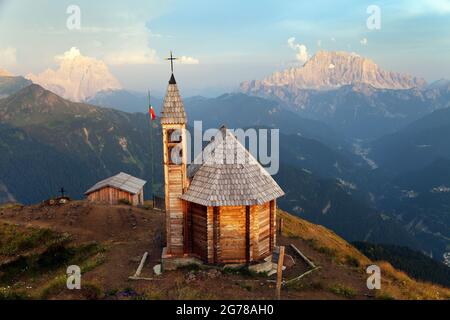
[181,126,285,206]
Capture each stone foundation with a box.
[161,247,203,271]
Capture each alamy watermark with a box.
[366,265,381,290]
[66,265,81,290]
[168,121,280,175]
[66,5,81,30]
[367,5,381,30]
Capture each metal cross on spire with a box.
[165,51,178,73]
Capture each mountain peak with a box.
[26,47,122,103]
[15,83,64,104]
[241,50,426,92]
[0,84,97,124]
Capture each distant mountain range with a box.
[370,106,450,172]
[183,93,349,150]
[241,51,426,92]
[367,108,450,260]
[428,79,450,90]
[240,51,450,139]
[0,75,31,98]
[87,89,163,114]
[1,50,449,266]
[0,84,163,204]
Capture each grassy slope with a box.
[0,202,448,300]
[0,223,105,299]
[279,210,450,300]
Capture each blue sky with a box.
[0,0,450,95]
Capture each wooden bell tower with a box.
[160,55,188,256]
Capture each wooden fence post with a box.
[278,218,284,236]
[276,246,285,300]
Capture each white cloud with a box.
[178,56,200,65]
[428,0,450,12]
[360,38,368,45]
[100,23,160,65]
[287,37,309,64]
[406,0,450,15]
[105,48,159,65]
[0,46,17,67]
[55,47,81,61]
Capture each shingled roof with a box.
[85,172,146,195]
[160,74,187,125]
[181,127,285,206]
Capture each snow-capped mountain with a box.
[27,47,122,102]
[241,51,426,93]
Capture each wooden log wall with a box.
[206,207,215,263]
[162,124,188,256]
[201,201,276,264]
[87,187,143,206]
[213,207,220,264]
[189,202,208,260]
[251,202,271,259]
[218,206,246,263]
[270,200,276,251]
[166,166,184,255]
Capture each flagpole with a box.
[148,91,155,201]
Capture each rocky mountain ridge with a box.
[241,51,426,93]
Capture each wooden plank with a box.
[219,206,246,263]
[246,206,250,264]
[271,200,276,251]
[131,252,148,278]
[184,200,189,254]
[285,267,322,285]
[206,207,214,263]
[253,202,270,259]
[190,203,207,260]
[290,244,316,269]
[213,207,220,264]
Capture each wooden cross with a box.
[165,51,178,73]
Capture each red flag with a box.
[149,105,156,121]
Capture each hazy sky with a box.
[1,0,450,96]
